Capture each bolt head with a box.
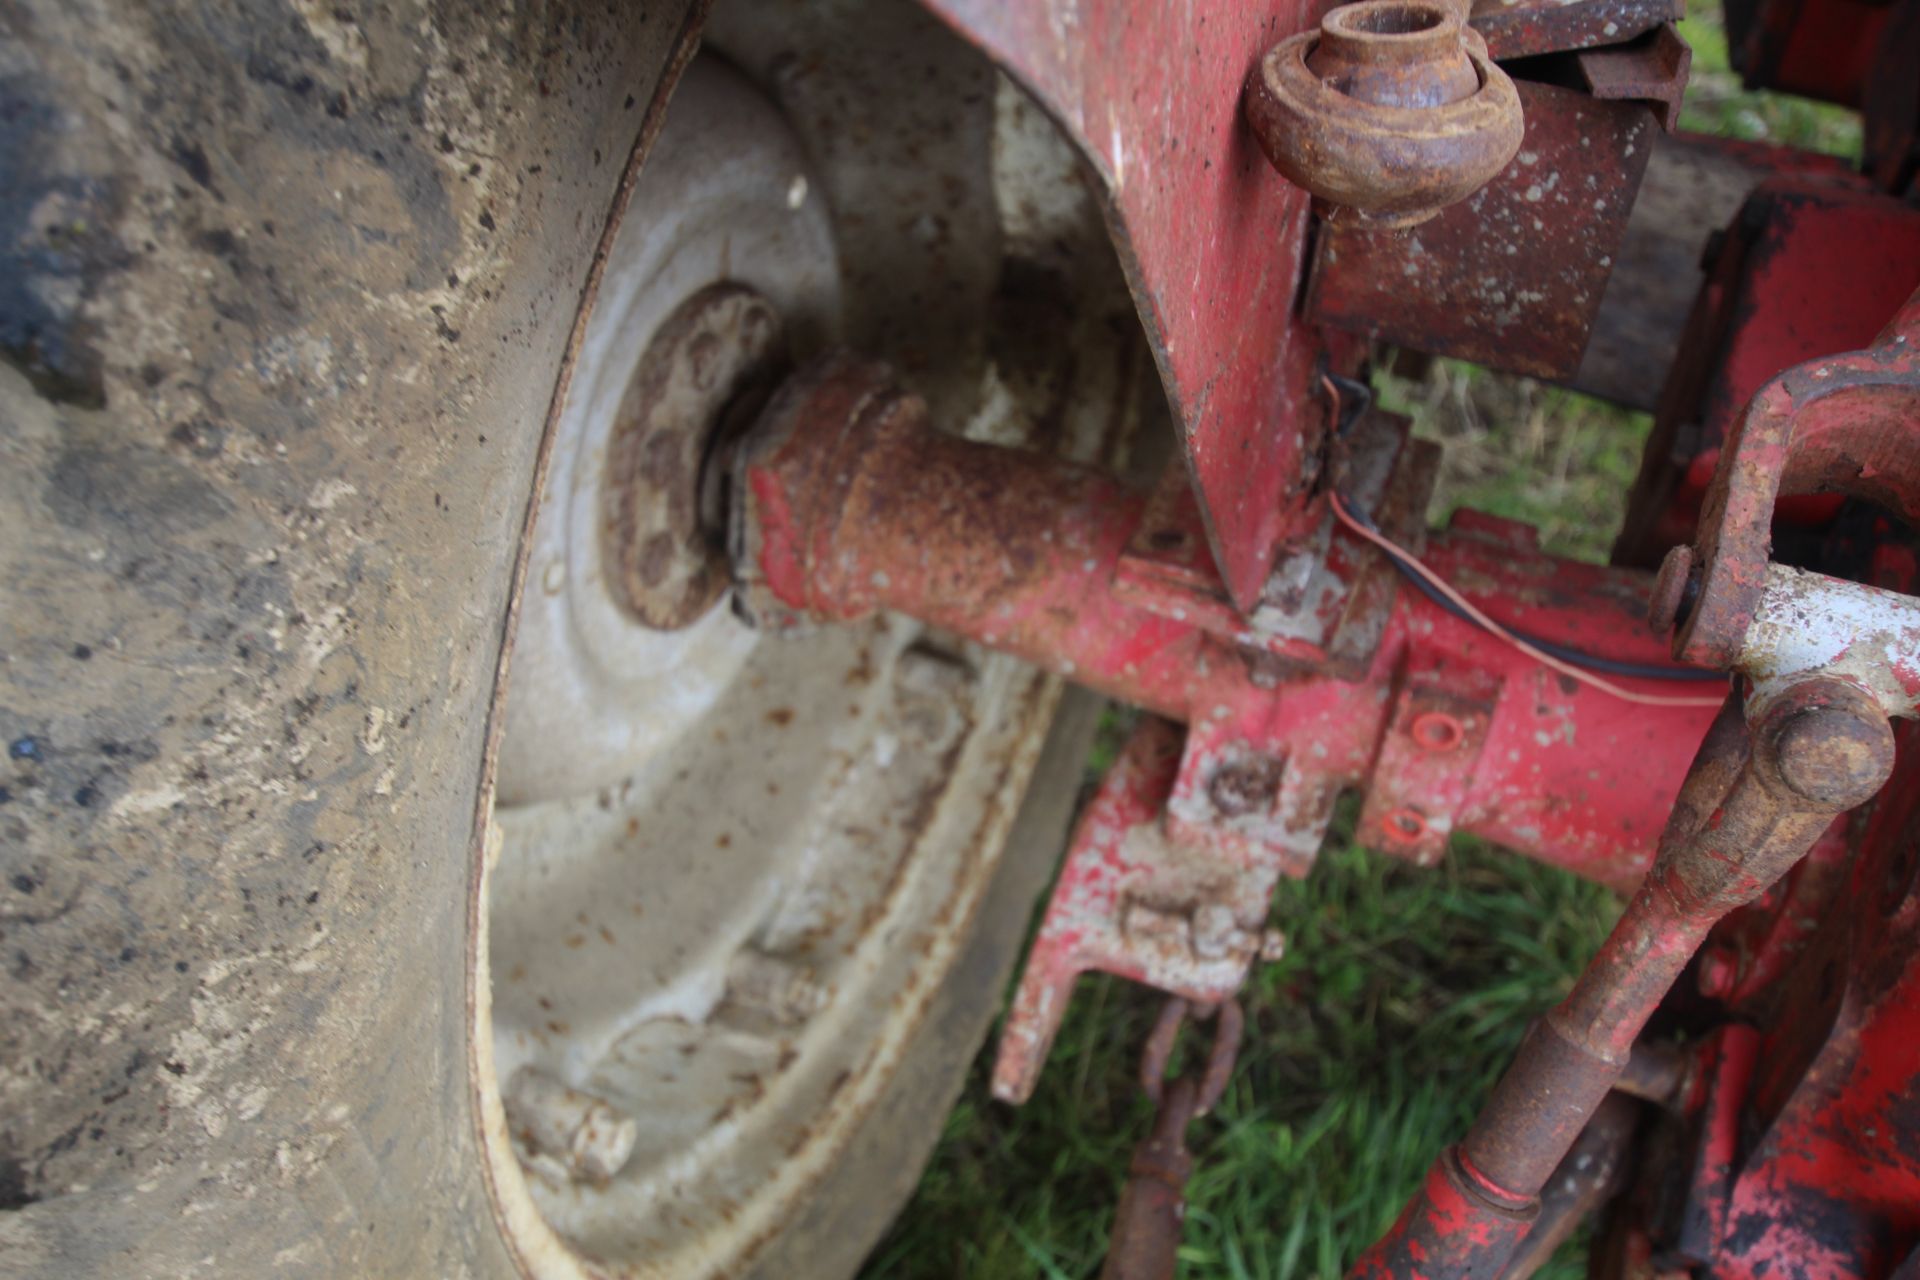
[1766,699,1896,811]
[1382,806,1428,843]
[1208,756,1283,817]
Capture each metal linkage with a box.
[1353,680,1897,1277]
[1660,290,1920,686]
[1353,285,1920,1278]
[1101,999,1244,1280]
[730,351,1726,1100]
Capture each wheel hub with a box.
[601,284,786,630]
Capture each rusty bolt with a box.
[1245,0,1524,228]
[1695,945,1737,1000]
[1758,683,1897,813]
[1410,710,1465,752]
[1648,545,1696,636]
[1208,756,1284,817]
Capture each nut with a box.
[1410,710,1465,752]
[600,284,787,630]
[1245,0,1524,227]
[1207,755,1285,817]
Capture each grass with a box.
[1673,7,1862,156]
[865,6,1858,1275]
[866,825,1620,1279]
[1377,358,1652,562]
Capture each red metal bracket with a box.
[1307,80,1663,380]
[921,0,1337,611]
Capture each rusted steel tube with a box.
[1101,1078,1197,1280]
[1493,1092,1639,1280]
[733,353,1267,721]
[1353,1148,1536,1280]
[734,353,1721,891]
[1354,679,1896,1278]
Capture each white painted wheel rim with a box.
[475,58,1069,1279]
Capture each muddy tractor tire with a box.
[1,3,1143,1275]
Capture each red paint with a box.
[1691,731,1920,1278]
[919,0,1335,611]
[1350,1151,1535,1279]
[738,362,1724,1103]
[1619,180,1920,565]
[1733,0,1891,107]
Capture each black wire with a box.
[1341,493,1728,684]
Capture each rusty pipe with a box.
[731,352,1723,892]
[1353,678,1895,1278]
[730,352,1263,722]
[1100,1078,1197,1280]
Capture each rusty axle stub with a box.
[1245,0,1524,229]
[602,283,788,630]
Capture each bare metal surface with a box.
[1738,562,1920,720]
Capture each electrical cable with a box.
[1339,498,1726,682]
[1318,376,1729,708]
[1328,491,1728,707]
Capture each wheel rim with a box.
[474,54,1046,1277]
[473,25,1150,1270]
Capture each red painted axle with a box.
[734,353,1722,891]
